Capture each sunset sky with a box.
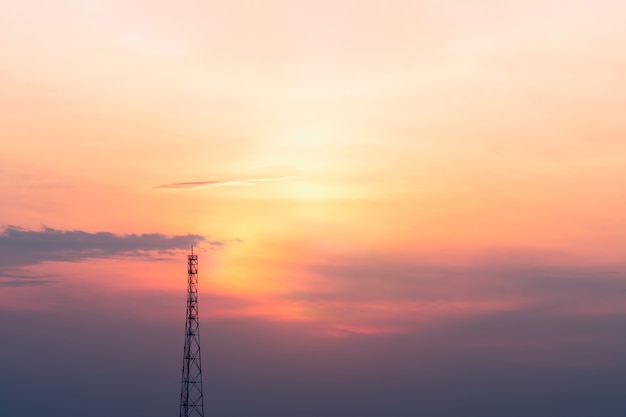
[2,1,626,416]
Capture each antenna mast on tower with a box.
[179,246,204,417]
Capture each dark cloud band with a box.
[0,226,214,270]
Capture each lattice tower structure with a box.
[179,247,204,417]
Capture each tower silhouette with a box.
[179,247,204,417]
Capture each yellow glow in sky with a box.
[2,0,626,331]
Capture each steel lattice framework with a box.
[180,247,204,417]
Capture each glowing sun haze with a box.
[2,1,626,416]
[2,0,626,327]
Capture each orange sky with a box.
[2,0,626,334]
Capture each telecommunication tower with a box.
[179,246,204,417]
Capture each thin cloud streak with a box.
[0,269,58,287]
[154,176,300,190]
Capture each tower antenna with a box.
[179,248,204,417]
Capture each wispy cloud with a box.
[0,269,58,287]
[154,176,299,190]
